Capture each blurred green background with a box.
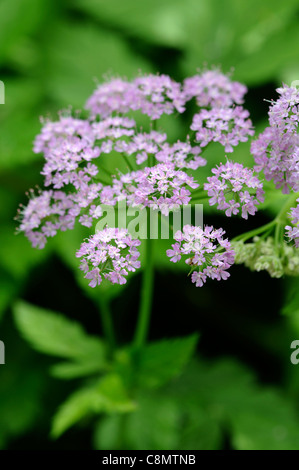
[2,0,299,450]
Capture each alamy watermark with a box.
[0,341,5,364]
[0,80,4,104]
[290,340,299,364]
[95,201,203,239]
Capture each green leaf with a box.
[0,79,44,168]
[94,388,221,450]
[0,0,50,66]
[50,361,107,380]
[94,394,179,450]
[13,301,107,364]
[51,374,135,438]
[136,334,199,388]
[45,21,152,108]
[180,0,299,86]
[126,394,179,450]
[282,277,299,317]
[170,359,299,450]
[72,0,188,48]
[230,388,299,450]
[0,360,45,449]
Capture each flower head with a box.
[183,70,247,108]
[191,107,254,153]
[204,161,264,219]
[100,163,199,215]
[285,199,299,247]
[86,74,186,120]
[76,227,141,287]
[166,225,235,287]
[251,84,299,193]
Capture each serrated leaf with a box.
[52,374,135,437]
[13,301,107,364]
[136,334,199,388]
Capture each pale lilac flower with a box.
[85,78,139,118]
[156,141,207,170]
[17,183,103,247]
[251,85,299,193]
[166,225,235,287]
[18,70,255,290]
[285,199,299,247]
[191,107,254,152]
[86,74,186,120]
[76,228,141,287]
[133,74,186,119]
[113,130,167,165]
[100,163,199,215]
[204,161,264,219]
[34,116,100,190]
[183,70,247,108]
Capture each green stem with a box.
[274,222,282,250]
[134,210,154,350]
[232,192,299,243]
[98,295,116,354]
[232,220,276,242]
[122,154,135,172]
[191,196,210,204]
[190,189,207,199]
[275,192,298,223]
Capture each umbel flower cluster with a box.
[16,70,299,286]
[167,225,234,287]
[251,85,299,248]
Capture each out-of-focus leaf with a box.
[0,79,44,168]
[0,0,50,65]
[181,0,299,86]
[169,358,299,450]
[50,360,107,380]
[51,373,135,438]
[0,225,50,279]
[136,334,198,388]
[230,388,299,450]
[0,366,44,449]
[94,394,179,450]
[72,0,189,48]
[13,301,107,363]
[45,22,153,108]
[282,278,299,317]
[0,268,18,322]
